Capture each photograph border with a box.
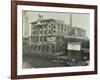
[11,1,97,79]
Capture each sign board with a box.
[68,42,81,51]
[47,37,56,42]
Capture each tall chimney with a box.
[70,13,72,27]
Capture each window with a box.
[32,36,34,42]
[34,30,37,35]
[65,26,66,31]
[53,26,55,28]
[38,46,41,51]
[33,27,35,30]
[58,23,60,29]
[46,46,49,52]
[33,31,35,35]
[44,25,46,29]
[61,24,63,31]
[51,22,54,26]
[35,30,37,35]
[42,45,44,51]
[36,36,38,42]
[52,45,55,52]
[40,36,42,42]
[44,21,46,24]
[53,30,55,33]
[31,45,33,50]
[44,36,46,42]
[34,45,36,51]
[40,30,42,34]
[41,21,43,24]
[44,30,46,34]
[53,30,56,34]
[49,30,51,34]
[49,25,51,28]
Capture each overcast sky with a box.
[23,11,90,38]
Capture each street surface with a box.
[22,55,69,68]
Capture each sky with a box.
[23,11,90,38]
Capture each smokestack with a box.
[70,13,72,27]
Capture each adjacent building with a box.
[22,11,29,37]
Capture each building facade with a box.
[30,18,67,57]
